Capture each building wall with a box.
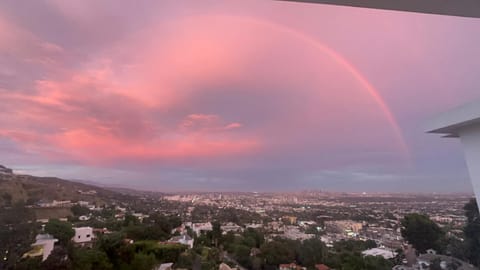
[41,240,56,261]
[73,227,93,243]
[459,124,480,206]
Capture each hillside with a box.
[0,165,133,207]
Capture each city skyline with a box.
[1,0,480,192]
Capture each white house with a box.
[192,222,213,235]
[362,247,397,260]
[72,227,94,244]
[155,263,174,270]
[221,222,243,234]
[168,234,194,249]
[23,234,58,261]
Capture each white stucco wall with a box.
[72,227,93,243]
[41,240,56,261]
[459,124,480,206]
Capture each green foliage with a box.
[243,228,265,248]
[121,213,183,242]
[15,257,42,270]
[326,253,392,270]
[221,228,265,268]
[191,205,261,225]
[260,238,298,267]
[97,232,127,267]
[332,240,376,253]
[0,202,35,225]
[175,250,196,269]
[45,219,75,246]
[232,244,252,267]
[0,203,38,269]
[208,221,222,248]
[127,252,156,270]
[41,246,72,270]
[123,224,169,241]
[0,223,37,269]
[363,255,393,270]
[296,238,327,268]
[123,214,140,227]
[133,241,187,263]
[71,205,90,217]
[95,234,187,269]
[401,213,445,253]
[72,248,113,270]
[463,198,480,266]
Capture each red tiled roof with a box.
[315,264,330,270]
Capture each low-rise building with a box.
[279,263,306,270]
[168,234,194,249]
[192,222,212,235]
[361,247,397,260]
[22,234,58,261]
[221,222,243,234]
[72,227,94,245]
[155,262,173,270]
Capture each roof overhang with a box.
[277,0,480,18]
[426,100,480,137]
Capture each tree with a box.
[463,198,480,266]
[297,238,327,268]
[232,244,251,268]
[340,254,365,270]
[242,228,264,248]
[123,214,139,227]
[401,213,445,253]
[128,252,156,270]
[72,248,113,270]
[15,257,42,270]
[363,255,393,270]
[97,232,127,267]
[45,219,75,246]
[71,205,90,217]
[40,246,72,270]
[332,240,374,253]
[175,250,196,269]
[0,204,37,269]
[211,221,222,248]
[260,239,297,267]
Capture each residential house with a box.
[168,234,194,249]
[72,227,94,246]
[22,234,58,261]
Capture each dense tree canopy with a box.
[401,213,445,253]
[464,198,480,266]
[45,219,75,246]
[72,248,113,270]
[296,238,327,268]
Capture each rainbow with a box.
[222,15,410,159]
[180,14,410,160]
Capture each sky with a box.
[1,0,480,193]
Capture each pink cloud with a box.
[0,12,410,168]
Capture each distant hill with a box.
[0,165,134,207]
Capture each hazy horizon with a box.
[1,1,480,193]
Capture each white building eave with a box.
[426,98,480,208]
[426,99,480,136]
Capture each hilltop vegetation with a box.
[0,165,130,207]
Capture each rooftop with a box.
[426,99,480,137]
